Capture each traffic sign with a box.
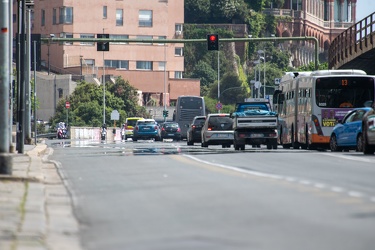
[65,101,70,109]
[216,102,222,110]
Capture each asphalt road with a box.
[47,139,375,250]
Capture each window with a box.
[136,35,153,44]
[104,60,129,69]
[110,34,129,44]
[158,62,166,70]
[175,47,183,56]
[175,24,183,36]
[59,7,73,24]
[53,8,57,24]
[116,9,123,26]
[83,59,95,66]
[175,71,183,78]
[136,61,153,70]
[63,33,73,45]
[158,36,166,45]
[139,10,152,27]
[80,34,94,46]
[58,88,63,99]
[41,10,45,26]
[103,6,107,19]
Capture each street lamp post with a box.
[258,50,266,98]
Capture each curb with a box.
[0,142,82,250]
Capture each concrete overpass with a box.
[329,12,375,75]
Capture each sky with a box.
[356,0,375,21]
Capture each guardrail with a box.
[329,12,375,69]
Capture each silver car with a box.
[362,102,375,154]
[201,113,234,148]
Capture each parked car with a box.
[160,122,181,141]
[362,102,375,154]
[186,116,206,145]
[201,113,234,148]
[124,117,144,140]
[329,107,373,152]
[133,119,161,142]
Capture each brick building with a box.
[12,0,200,120]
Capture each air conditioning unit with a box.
[175,30,182,36]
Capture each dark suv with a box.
[187,116,206,145]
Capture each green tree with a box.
[49,79,148,128]
[297,61,328,71]
[185,0,211,23]
[209,72,248,105]
[189,60,217,96]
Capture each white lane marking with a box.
[314,183,326,189]
[184,154,373,202]
[348,191,364,198]
[321,153,373,163]
[331,187,345,193]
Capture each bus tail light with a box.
[135,126,139,131]
[311,115,323,135]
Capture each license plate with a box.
[143,127,150,130]
[217,134,229,138]
[250,133,263,138]
[168,134,174,136]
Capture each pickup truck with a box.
[231,98,278,150]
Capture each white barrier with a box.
[70,127,122,141]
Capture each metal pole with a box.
[17,0,26,154]
[263,56,266,98]
[258,65,261,98]
[217,50,220,100]
[0,0,12,174]
[102,29,106,125]
[0,0,10,153]
[25,8,31,142]
[33,40,37,145]
[163,44,166,122]
[47,42,50,75]
[8,0,14,152]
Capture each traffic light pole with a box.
[41,36,320,70]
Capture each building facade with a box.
[13,0,200,115]
[265,0,357,67]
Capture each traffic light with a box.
[97,34,109,51]
[207,34,219,51]
[166,110,169,117]
[163,110,166,117]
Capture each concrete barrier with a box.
[70,127,122,141]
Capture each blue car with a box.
[329,107,373,152]
[132,119,161,142]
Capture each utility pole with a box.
[16,0,27,153]
[0,0,12,174]
[25,7,32,143]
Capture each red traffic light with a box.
[207,34,219,51]
[209,35,217,41]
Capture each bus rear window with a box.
[315,77,374,108]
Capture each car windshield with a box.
[138,121,155,125]
[194,118,206,125]
[208,116,233,130]
[127,119,139,127]
[164,123,179,128]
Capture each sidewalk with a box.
[0,142,82,250]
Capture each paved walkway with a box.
[0,142,82,250]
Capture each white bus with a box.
[173,95,206,139]
[273,69,375,149]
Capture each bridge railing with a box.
[329,12,375,69]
